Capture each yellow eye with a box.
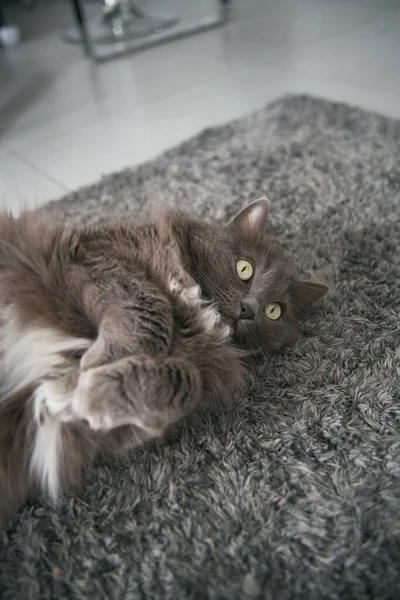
[265,303,281,320]
[236,259,253,281]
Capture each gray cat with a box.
[0,199,328,528]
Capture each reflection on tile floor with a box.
[1,0,400,211]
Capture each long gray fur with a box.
[1,95,400,599]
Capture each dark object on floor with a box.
[1,95,400,599]
[0,0,21,46]
[65,0,233,62]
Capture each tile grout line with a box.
[1,144,70,192]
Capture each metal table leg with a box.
[65,0,233,62]
[68,0,94,57]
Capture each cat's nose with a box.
[239,299,258,320]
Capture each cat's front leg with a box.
[71,356,202,435]
[81,286,174,370]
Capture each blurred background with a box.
[0,0,400,211]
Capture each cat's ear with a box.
[289,279,329,308]
[228,198,269,238]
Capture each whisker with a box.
[195,267,232,305]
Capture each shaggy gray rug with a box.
[1,95,400,600]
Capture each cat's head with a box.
[188,199,329,354]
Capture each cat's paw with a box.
[201,305,221,331]
[33,372,78,424]
[72,369,129,430]
[169,276,230,341]
[71,366,160,433]
[200,305,231,341]
[168,276,202,306]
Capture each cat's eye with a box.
[236,259,253,281]
[264,303,282,320]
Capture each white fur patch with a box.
[168,276,183,295]
[30,420,62,502]
[31,401,63,502]
[0,305,91,501]
[168,277,230,341]
[30,372,83,500]
[180,285,202,305]
[30,372,81,501]
[201,306,231,341]
[33,375,76,422]
[0,306,91,400]
[201,305,221,330]
[168,277,202,305]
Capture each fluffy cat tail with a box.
[0,386,35,531]
[0,307,92,529]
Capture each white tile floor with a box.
[1,0,400,212]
